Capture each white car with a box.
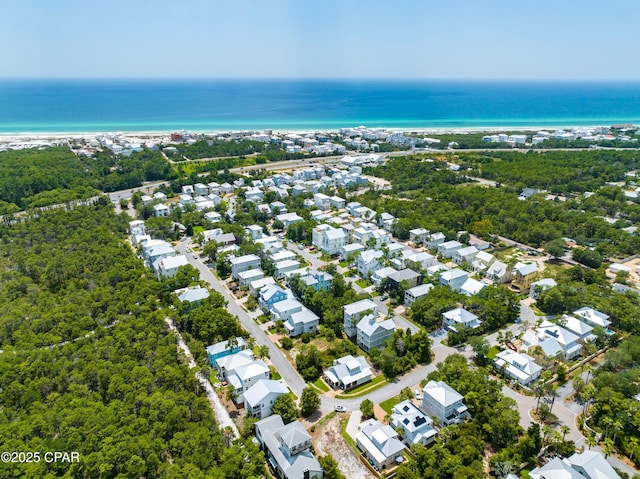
[414,390,423,400]
[334,405,346,412]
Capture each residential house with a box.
[536,320,583,359]
[237,268,264,287]
[270,250,296,263]
[460,278,486,296]
[271,298,304,322]
[245,188,264,203]
[356,314,396,352]
[276,212,304,230]
[318,227,347,255]
[439,268,469,292]
[437,240,463,258]
[494,350,542,385]
[177,286,210,305]
[378,212,396,231]
[259,284,288,310]
[312,224,331,248]
[153,203,170,217]
[529,458,583,479]
[372,266,398,286]
[324,355,372,390]
[404,283,434,307]
[228,359,270,404]
[409,228,430,245]
[230,254,262,279]
[442,307,482,332]
[567,450,621,479]
[560,315,595,342]
[154,255,188,278]
[206,337,247,367]
[246,224,264,240]
[422,380,469,426]
[314,193,331,210]
[386,269,420,292]
[255,415,323,479]
[486,260,510,283]
[471,250,495,272]
[530,278,557,299]
[405,251,435,271]
[142,239,175,265]
[357,249,384,279]
[194,183,208,196]
[344,299,377,338]
[356,419,406,472]
[274,259,301,279]
[340,243,365,261]
[284,308,319,337]
[452,246,479,265]
[573,307,612,329]
[244,380,289,420]
[179,194,194,206]
[203,211,222,223]
[425,232,446,249]
[298,270,333,292]
[250,276,276,295]
[511,262,539,293]
[329,195,346,209]
[391,400,437,446]
[216,350,255,380]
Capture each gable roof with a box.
[243,379,288,408]
[423,380,464,407]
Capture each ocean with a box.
[0,79,639,133]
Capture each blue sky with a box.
[2,0,639,80]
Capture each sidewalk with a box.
[346,410,363,439]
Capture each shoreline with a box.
[0,123,630,142]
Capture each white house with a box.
[344,299,377,338]
[409,228,430,245]
[153,203,170,217]
[442,307,482,332]
[404,283,434,307]
[439,268,468,291]
[452,246,479,265]
[324,355,372,390]
[422,380,469,426]
[357,249,384,279]
[356,314,396,352]
[573,307,612,329]
[230,254,262,279]
[372,266,398,286]
[391,400,437,446]
[530,278,557,299]
[329,195,346,209]
[356,419,406,472]
[244,379,289,420]
[486,260,510,283]
[274,259,301,279]
[318,227,347,255]
[284,308,319,337]
[425,232,446,249]
[237,268,264,287]
[560,315,596,342]
[271,298,304,322]
[438,240,463,258]
[153,254,189,279]
[255,416,323,479]
[536,320,583,359]
[276,212,304,230]
[228,360,270,404]
[341,243,365,261]
[494,349,542,385]
[460,277,486,297]
[313,193,331,210]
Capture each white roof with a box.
[568,450,621,479]
[460,278,486,296]
[406,283,434,297]
[514,261,538,276]
[423,380,464,408]
[177,287,210,303]
[561,315,594,337]
[159,254,188,270]
[495,350,542,382]
[230,254,261,265]
[573,307,611,328]
[357,315,395,337]
[344,299,377,315]
[244,380,288,408]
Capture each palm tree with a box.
[629,437,639,462]
[601,416,614,440]
[585,433,597,450]
[548,387,559,414]
[542,425,553,446]
[534,384,545,413]
[612,419,624,443]
[603,438,615,458]
[560,425,571,441]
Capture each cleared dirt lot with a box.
[313,414,374,479]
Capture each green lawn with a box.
[336,375,387,398]
[269,366,281,380]
[193,225,205,235]
[487,346,501,359]
[379,394,402,414]
[339,261,349,268]
[355,279,372,288]
[312,378,330,392]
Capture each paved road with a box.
[176,241,307,397]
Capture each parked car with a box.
[414,389,423,400]
[379,294,388,301]
[297,243,304,250]
[334,405,346,412]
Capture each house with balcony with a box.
[356,419,406,472]
[206,337,247,367]
[391,400,437,446]
[154,255,188,279]
[535,320,583,359]
[386,268,421,292]
[284,308,319,337]
[486,260,510,283]
[255,415,323,479]
[318,226,347,255]
[230,254,262,279]
[356,314,396,352]
[494,349,542,385]
[259,284,288,310]
[228,359,270,404]
[511,262,539,293]
[324,355,372,390]
[426,232,446,249]
[244,379,289,420]
[237,268,264,287]
[404,283,434,307]
[573,307,612,329]
[340,243,365,261]
[442,307,482,332]
[422,380,469,426]
[344,299,377,338]
[452,246,479,265]
[271,298,304,323]
[409,228,430,245]
[438,240,463,259]
[357,249,384,279]
[439,268,469,292]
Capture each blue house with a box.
[259,284,288,311]
[206,337,247,367]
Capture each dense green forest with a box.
[0,147,172,215]
[362,154,640,257]
[0,204,263,478]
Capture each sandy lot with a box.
[313,415,374,479]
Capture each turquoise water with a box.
[0,79,639,133]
